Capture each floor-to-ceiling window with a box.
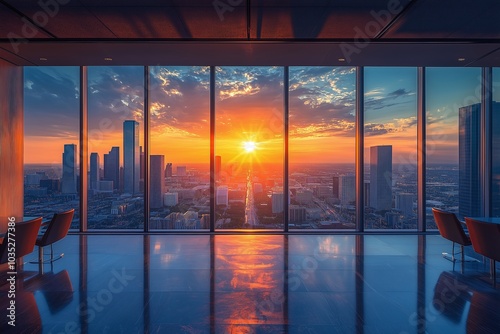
[23,66,80,229]
[364,67,418,230]
[215,67,284,230]
[492,67,500,217]
[289,67,356,230]
[425,68,481,228]
[148,66,210,230]
[87,66,144,229]
[23,65,497,231]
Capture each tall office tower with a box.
[459,103,480,218]
[104,146,120,190]
[123,120,140,194]
[216,186,228,206]
[339,175,355,205]
[370,145,392,211]
[364,181,371,207]
[90,152,100,190]
[165,163,173,177]
[272,191,284,214]
[215,155,222,181]
[61,144,77,194]
[332,176,339,198]
[177,166,187,176]
[493,102,500,216]
[396,193,414,217]
[150,155,165,209]
[140,146,144,180]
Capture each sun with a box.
[243,141,257,153]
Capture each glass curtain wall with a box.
[289,67,356,230]
[425,68,481,228]
[23,66,80,229]
[492,68,500,216]
[148,66,210,230]
[215,67,284,230]
[364,67,418,230]
[23,65,496,231]
[87,66,144,229]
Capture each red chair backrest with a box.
[0,217,42,264]
[432,208,470,245]
[465,217,500,262]
[39,209,74,246]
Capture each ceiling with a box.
[1,0,500,66]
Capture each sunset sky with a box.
[23,66,496,166]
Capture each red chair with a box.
[0,217,42,265]
[33,209,74,264]
[465,217,500,286]
[432,208,472,263]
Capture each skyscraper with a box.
[123,120,140,194]
[177,166,187,176]
[339,175,355,205]
[459,103,480,218]
[332,176,339,199]
[165,163,172,177]
[61,144,77,194]
[104,146,120,190]
[150,155,165,209]
[90,152,100,190]
[216,186,228,206]
[370,145,392,211]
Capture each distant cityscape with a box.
[23,101,500,230]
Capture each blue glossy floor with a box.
[1,234,499,333]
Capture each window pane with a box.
[24,67,80,229]
[289,67,356,230]
[425,68,481,228]
[215,67,283,230]
[149,66,210,230]
[492,68,500,216]
[364,67,417,230]
[87,66,144,229]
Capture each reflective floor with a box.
[1,234,499,333]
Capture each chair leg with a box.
[461,245,465,263]
[491,259,496,287]
[50,244,54,262]
[451,242,456,262]
[38,246,43,263]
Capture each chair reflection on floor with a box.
[0,288,41,333]
[466,291,500,333]
[25,269,74,314]
[432,271,471,323]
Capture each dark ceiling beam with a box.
[0,0,57,38]
[374,0,422,39]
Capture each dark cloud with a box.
[24,67,79,137]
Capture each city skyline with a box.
[23,66,494,165]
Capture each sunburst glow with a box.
[243,141,257,153]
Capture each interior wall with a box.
[0,59,23,232]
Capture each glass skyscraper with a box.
[370,145,393,211]
[123,120,140,195]
[61,144,77,194]
[459,103,481,218]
